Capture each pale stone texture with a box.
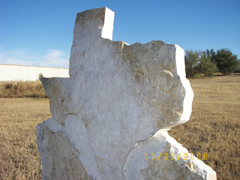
[37,7,217,180]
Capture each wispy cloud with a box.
[41,50,69,68]
[0,44,5,49]
[0,48,69,68]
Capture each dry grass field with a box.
[170,74,240,180]
[0,81,46,98]
[0,75,240,179]
[0,98,51,179]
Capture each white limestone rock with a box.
[37,7,217,180]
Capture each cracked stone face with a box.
[37,7,217,180]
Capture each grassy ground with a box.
[0,74,239,179]
[169,74,240,180]
[0,98,51,179]
[0,81,47,98]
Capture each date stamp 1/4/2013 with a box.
[144,153,207,161]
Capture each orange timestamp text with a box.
[144,153,207,161]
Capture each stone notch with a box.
[37,7,217,180]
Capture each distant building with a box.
[0,64,69,81]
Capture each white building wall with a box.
[59,68,69,77]
[0,64,69,81]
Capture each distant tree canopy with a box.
[185,50,200,78]
[185,48,239,78]
[197,51,217,77]
[185,50,216,78]
[207,48,239,75]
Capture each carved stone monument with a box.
[37,7,217,180]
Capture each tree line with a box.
[185,48,240,78]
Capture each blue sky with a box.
[0,0,239,68]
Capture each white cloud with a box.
[40,50,69,68]
[0,48,69,68]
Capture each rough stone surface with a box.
[37,7,217,180]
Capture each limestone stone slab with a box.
[37,7,217,180]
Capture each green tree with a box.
[185,50,200,78]
[206,48,216,63]
[197,52,217,77]
[214,49,239,75]
[185,50,217,78]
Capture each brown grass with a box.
[170,74,240,180]
[0,81,47,98]
[0,98,51,179]
[0,74,240,179]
